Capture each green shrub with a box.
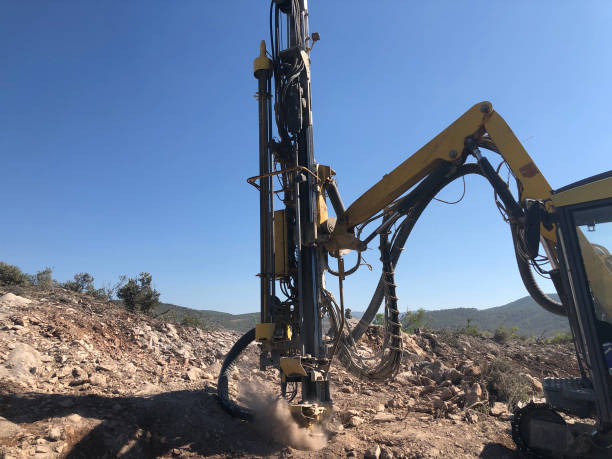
[493,325,518,344]
[539,332,573,344]
[0,262,30,287]
[117,272,160,313]
[457,318,481,337]
[373,313,384,325]
[180,313,212,330]
[484,359,532,409]
[33,267,54,290]
[402,308,429,333]
[63,272,94,293]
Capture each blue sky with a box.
[1,1,611,314]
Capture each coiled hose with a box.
[349,162,567,347]
[349,163,485,343]
[217,328,255,420]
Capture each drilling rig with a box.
[218,1,612,455]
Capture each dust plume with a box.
[243,383,328,451]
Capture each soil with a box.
[0,287,579,458]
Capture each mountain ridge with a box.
[157,294,569,337]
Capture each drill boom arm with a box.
[336,102,556,243]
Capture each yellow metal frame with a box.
[255,323,275,342]
[552,176,612,208]
[334,101,557,242]
[280,356,307,377]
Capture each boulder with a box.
[0,293,32,307]
[7,342,42,378]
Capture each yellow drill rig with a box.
[218,1,612,456]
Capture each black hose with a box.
[350,163,484,342]
[511,224,566,316]
[217,328,256,421]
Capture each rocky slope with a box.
[0,287,578,458]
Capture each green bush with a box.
[63,272,94,293]
[373,313,384,325]
[484,359,532,409]
[117,272,160,313]
[493,325,518,344]
[539,332,573,344]
[457,318,481,337]
[402,308,429,333]
[0,262,30,287]
[34,267,54,290]
[180,313,212,330]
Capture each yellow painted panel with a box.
[552,177,612,208]
[255,323,275,342]
[280,357,307,377]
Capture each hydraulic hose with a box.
[350,163,484,343]
[350,161,567,346]
[511,224,566,316]
[217,328,256,420]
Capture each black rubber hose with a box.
[350,163,484,342]
[217,328,256,420]
[511,224,566,316]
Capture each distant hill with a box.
[421,295,569,337]
[153,302,258,333]
[155,294,570,337]
[351,295,569,338]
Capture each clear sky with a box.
[1,1,611,314]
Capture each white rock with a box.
[7,342,42,378]
[0,293,32,307]
[48,426,62,441]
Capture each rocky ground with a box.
[0,287,579,458]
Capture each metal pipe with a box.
[255,48,274,323]
[325,179,346,221]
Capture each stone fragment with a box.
[465,382,482,407]
[48,426,62,441]
[185,367,201,382]
[365,444,381,459]
[380,446,395,459]
[347,416,363,427]
[521,373,543,392]
[490,402,508,417]
[372,413,395,423]
[88,374,107,386]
